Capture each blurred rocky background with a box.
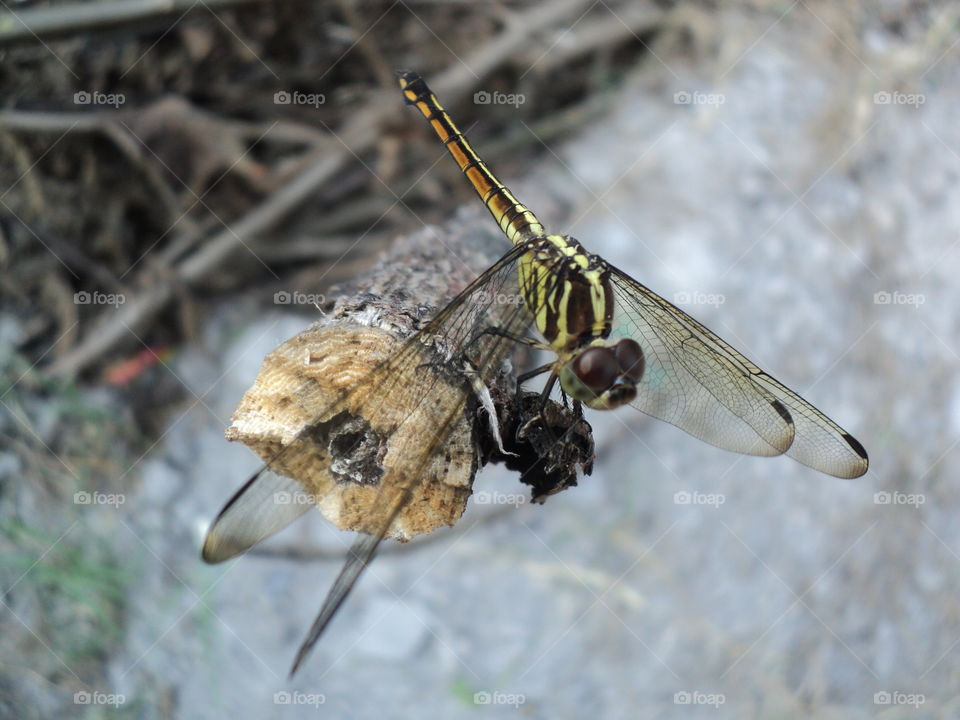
[1,0,957,718]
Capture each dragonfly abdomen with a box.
[397,70,545,244]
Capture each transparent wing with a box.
[203,241,536,673]
[606,264,868,478]
[202,242,530,560]
[289,485,407,677]
[201,471,314,563]
[287,248,537,674]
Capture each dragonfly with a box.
[203,70,869,676]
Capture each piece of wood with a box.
[223,206,594,540]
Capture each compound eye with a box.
[572,347,619,391]
[614,339,645,381]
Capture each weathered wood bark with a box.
[224,205,594,542]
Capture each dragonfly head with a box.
[559,338,645,410]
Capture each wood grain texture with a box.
[226,208,516,540]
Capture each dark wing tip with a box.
[200,534,231,564]
[289,642,312,678]
[767,398,796,454]
[201,507,240,565]
[771,399,794,426]
[287,530,388,676]
[201,516,251,564]
[289,607,336,677]
[841,432,869,478]
[200,540,218,564]
[843,432,868,461]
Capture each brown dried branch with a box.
[522,2,665,78]
[218,207,594,541]
[0,107,200,242]
[43,0,603,379]
[0,0,263,45]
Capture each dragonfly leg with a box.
[517,362,553,386]
[502,362,548,440]
[573,398,583,418]
[462,325,549,357]
[513,370,563,445]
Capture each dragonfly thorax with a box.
[519,234,614,353]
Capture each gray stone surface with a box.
[24,5,957,718]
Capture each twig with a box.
[45,124,368,378]
[0,0,264,45]
[427,0,595,98]
[522,2,664,78]
[44,0,601,379]
[5,222,127,294]
[334,0,396,90]
[0,109,200,242]
[248,234,377,263]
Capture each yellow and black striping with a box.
[397,70,545,245]
[397,70,612,355]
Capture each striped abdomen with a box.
[397,71,545,245]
